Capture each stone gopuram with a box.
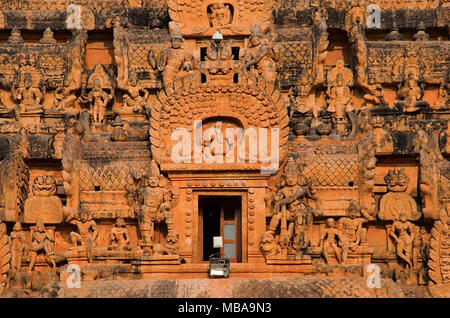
[0,0,448,298]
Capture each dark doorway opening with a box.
[199,196,242,262]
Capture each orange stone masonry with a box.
[0,0,448,298]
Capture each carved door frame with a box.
[194,190,248,264]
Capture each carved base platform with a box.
[265,255,312,265]
[308,245,373,265]
[132,255,180,265]
[64,248,90,265]
[93,247,143,261]
[18,111,43,125]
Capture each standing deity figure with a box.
[319,218,345,264]
[262,157,317,258]
[390,212,415,270]
[66,207,98,259]
[10,222,26,273]
[337,200,368,263]
[158,25,197,93]
[208,3,232,28]
[327,73,353,135]
[87,78,112,125]
[436,79,449,108]
[28,217,56,272]
[122,71,149,114]
[134,160,178,256]
[243,24,279,88]
[12,72,44,113]
[109,218,131,250]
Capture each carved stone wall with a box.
[0,0,448,298]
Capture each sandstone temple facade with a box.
[0,0,448,298]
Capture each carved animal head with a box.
[32,174,57,197]
[384,168,410,192]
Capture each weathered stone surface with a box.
[37,277,405,298]
[0,0,448,299]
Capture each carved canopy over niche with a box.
[150,83,289,170]
[168,0,272,36]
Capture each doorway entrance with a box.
[199,196,242,263]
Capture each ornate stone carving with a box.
[10,222,25,274]
[39,27,57,45]
[259,231,282,260]
[262,157,318,260]
[23,174,63,224]
[54,30,88,111]
[168,0,272,36]
[385,22,404,41]
[208,2,233,28]
[312,8,328,85]
[157,25,200,94]
[319,218,345,264]
[110,116,128,142]
[202,33,234,82]
[128,160,179,256]
[289,69,316,119]
[11,55,45,114]
[395,72,429,113]
[119,71,150,116]
[0,128,30,222]
[428,207,450,285]
[326,72,353,136]
[379,168,421,221]
[66,206,98,262]
[0,0,447,296]
[390,212,416,271]
[109,218,131,251]
[337,200,372,263]
[418,130,449,221]
[242,24,279,88]
[0,222,11,295]
[79,64,115,126]
[113,17,130,91]
[357,131,377,221]
[371,116,394,154]
[61,128,82,214]
[27,216,56,272]
[413,22,431,42]
[436,71,449,108]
